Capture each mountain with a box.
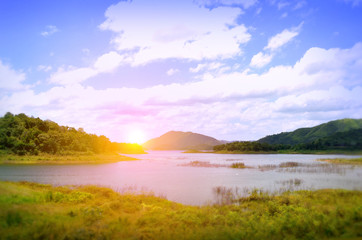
[258,118,362,145]
[143,131,223,150]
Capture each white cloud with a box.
[264,23,302,51]
[274,86,362,113]
[37,65,52,72]
[250,23,302,68]
[166,68,179,76]
[100,0,251,66]
[93,51,126,72]
[49,51,125,85]
[49,67,97,86]
[3,44,362,141]
[41,25,59,37]
[189,62,224,73]
[0,60,26,90]
[49,0,253,87]
[250,52,273,68]
[195,0,258,8]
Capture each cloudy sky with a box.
[1,0,362,142]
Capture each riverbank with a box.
[318,157,362,165]
[0,153,138,164]
[212,149,362,155]
[0,181,361,240]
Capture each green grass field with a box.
[0,181,361,240]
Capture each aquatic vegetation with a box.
[276,163,353,175]
[181,161,251,169]
[279,161,300,168]
[230,162,247,168]
[258,164,278,171]
[180,161,227,168]
[276,178,303,187]
[225,158,242,161]
[212,186,248,205]
[1,181,361,240]
[257,161,356,175]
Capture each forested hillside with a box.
[0,112,144,155]
[294,128,362,151]
[214,119,362,153]
[258,119,362,145]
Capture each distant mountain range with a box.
[142,131,224,150]
[258,119,362,145]
[144,119,362,151]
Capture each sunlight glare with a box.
[128,130,146,144]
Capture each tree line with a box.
[214,128,362,152]
[213,141,291,152]
[0,112,144,155]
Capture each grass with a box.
[318,157,362,165]
[182,149,204,153]
[0,181,361,240]
[279,161,301,168]
[180,161,228,168]
[258,162,303,172]
[180,161,252,169]
[0,152,138,164]
[182,150,214,153]
[230,162,248,168]
[257,161,355,175]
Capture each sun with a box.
[128,130,146,144]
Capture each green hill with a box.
[143,131,223,150]
[258,119,362,145]
[0,112,144,155]
[297,128,362,150]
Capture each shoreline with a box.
[0,153,139,165]
[183,150,362,155]
[317,157,362,165]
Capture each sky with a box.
[1,0,362,143]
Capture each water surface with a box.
[0,151,361,205]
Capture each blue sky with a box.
[1,0,362,142]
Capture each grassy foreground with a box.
[0,153,138,164]
[0,181,361,240]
